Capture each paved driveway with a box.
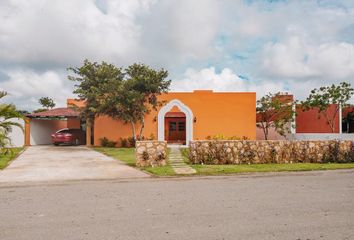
[0,146,149,183]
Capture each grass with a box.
[192,162,354,175]
[94,147,175,176]
[143,165,176,176]
[0,147,23,170]
[94,147,354,176]
[94,147,136,166]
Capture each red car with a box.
[51,128,86,146]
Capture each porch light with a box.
[194,117,197,123]
[153,116,157,122]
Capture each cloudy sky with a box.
[1,0,354,110]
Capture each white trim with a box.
[157,99,193,145]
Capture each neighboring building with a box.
[296,104,340,133]
[65,90,256,146]
[256,93,354,140]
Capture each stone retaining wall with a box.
[136,141,168,167]
[189,140,353,164]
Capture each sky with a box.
[0,0,354,110]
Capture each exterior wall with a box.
[256,123,289,140]
[30,119,67,145]
[92,91,256,146]
[296,104,339,133]
[135,141,167,167]
[6,118,24,147]
[189,140,353,164]
[67,118,81,129]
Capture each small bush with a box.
[120,138,128,148]
[148,134,155,140]
[205,134,249,140]
[100,137,117,148]
[127,137,136,147]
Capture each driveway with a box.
[0,146,149,183]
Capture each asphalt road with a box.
[1,170,354,240]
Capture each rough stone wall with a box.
[189,140,353,164]
[136,141,168,167]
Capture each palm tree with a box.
[0,91,24,154]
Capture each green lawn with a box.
[0,148,23,170]
[192,162,354,175]
[94,147,354,176]
[94,147,175,176]
[94,147,136,166]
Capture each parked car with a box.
[51,128,86,146]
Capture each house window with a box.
[169,122,177,131]
[178,122,185,131]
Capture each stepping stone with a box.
[168,146,196,175]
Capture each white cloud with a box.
[172,67,243,91]
[0,0,354,108]
[261,37,354,81]
[171,67,286,99]
[0,0,155,67]
[0,69,74,110]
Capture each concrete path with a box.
[168,145,196,174]
[0,146,149,183]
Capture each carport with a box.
[25,108,85,146]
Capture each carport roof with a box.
[26,108,80,118]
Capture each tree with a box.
[102,63,170,142]
[38,97,55,109]
[301,82,354,133]
[0,91,24,154]
[68,60,124,145]
[257,92,296,140]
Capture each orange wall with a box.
[67,118,81,129]
[92,90,256,146]
[296,104,340,133]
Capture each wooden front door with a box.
[165,117,186,144]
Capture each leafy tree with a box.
[0,91,24,154]
[257,92,296,140]
[102,63,170,142]
[38,97,55,109]
[301,82,354,133]
[68,60,124,145]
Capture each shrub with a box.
[148,134,155,140]
[205,134,249,140]
[100,137,117,148]
[120,138,128,148]
[127,137,136,147]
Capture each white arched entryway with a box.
[158,99,193,145]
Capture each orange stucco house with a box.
[25,90,256,146]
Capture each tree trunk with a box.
[260,122,268,140]
[138,117,145,140]
[322,112,335,133]
[86,118,92,147]
[130,121,137,143]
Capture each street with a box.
[1,170,354,240]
